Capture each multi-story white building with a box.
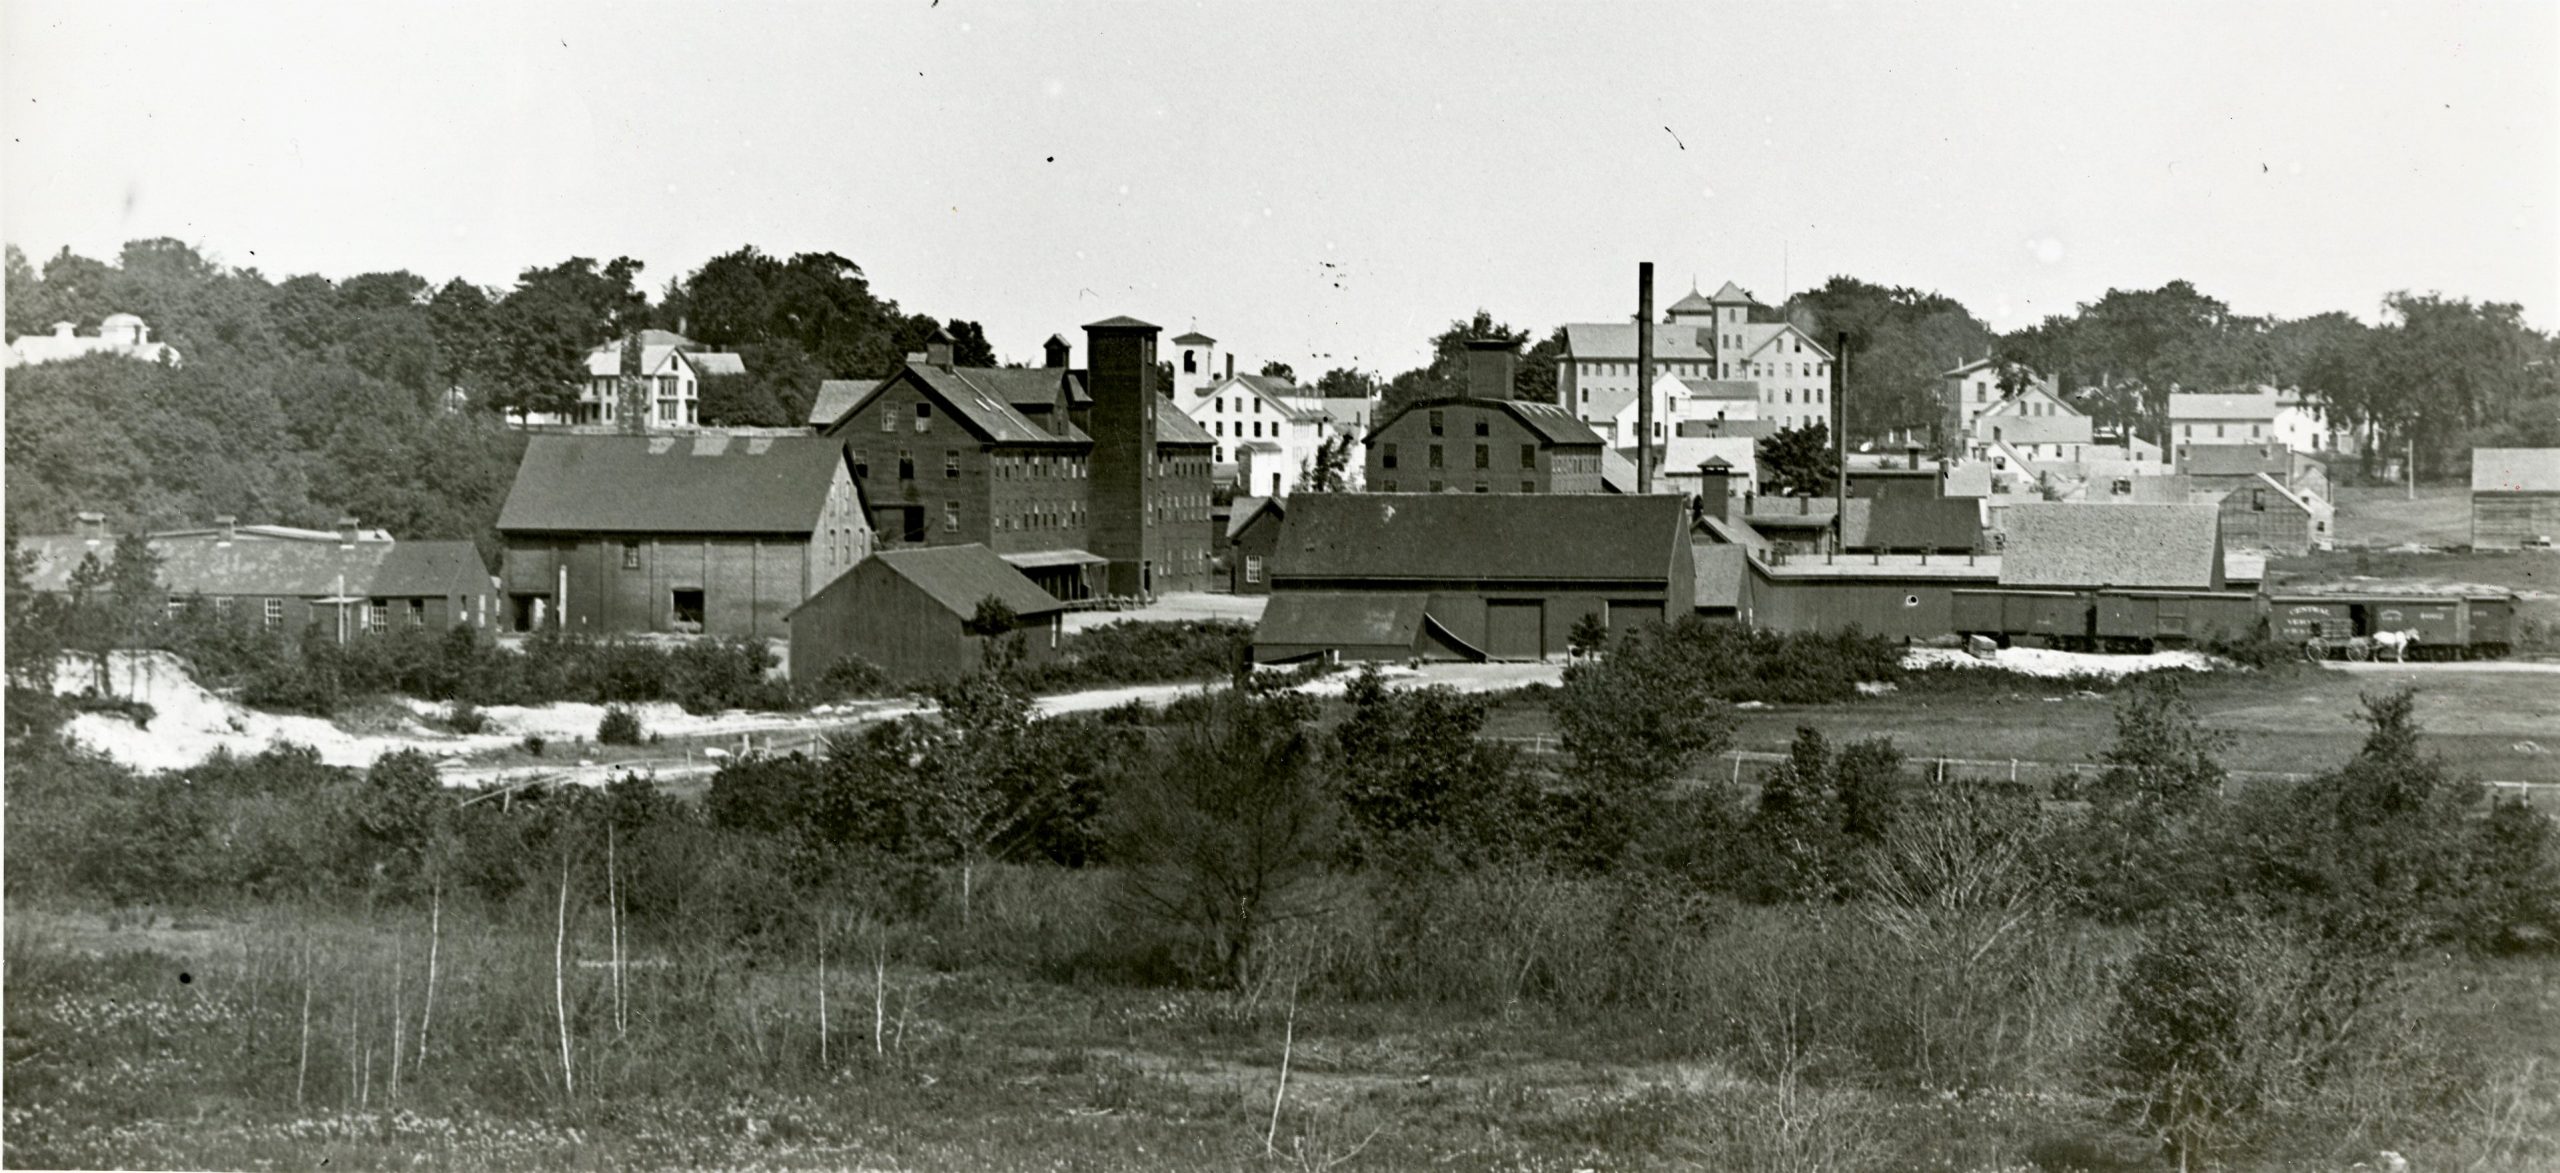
[1610,371,1764,449]
[6,314,183,368]
[1559,280,1834,443]
[2167,385,2356,462]
[1165,328,1376,496]
[574,329,746,430]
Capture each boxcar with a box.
[2268,596,2353,643]
[2365,597,2465,647]
[2095,590,2262,650]
[2468,594,2515,657]
[1953,588,2091,648]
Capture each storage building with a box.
[786,544,1065,684]
[2471,448,2560,549]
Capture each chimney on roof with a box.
[77,511,106,544]
[216,515,237,544]
[1906,441,1923,471]
[1463,338,1517,402]
[1043,334,1071,369]
[1225,353,1235,380]
[337,517,361,548]
[925,328,955,369]
[51,322,75,339]
[1697,459,1733,523]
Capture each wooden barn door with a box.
[1486,600,1545,661]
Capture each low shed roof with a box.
[1271,493,1687,582]
[1255,592,1426,648]
[869,545,1062,619]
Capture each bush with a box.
[520,733,547,757]
[443,700,488,734]
[1011,619,1249,692]
[810,654,891,702]
[598,704,646,745]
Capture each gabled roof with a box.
[1679,378,1760,401]
[1169,331,1216,345]
[2240,472,2320,518]
[2178,443,2292,477]
[1600,448,1640,493]
[1207,373,1330,423]
[690,352,747,377]
[1561,323,1717,362]
[1854,497,1981,552]
[1270,493,1689,582]
[371,541,495,597]
[1736,322,1834,362]
[907,366,1077,445]
[808,378,883,427]
[1156,398,1215,446]
[2002,503,2222,589]
[2168,390,2282,421]
[1367,396,1606,447]
[1693,543,1748,609]
[497,434,851,535]
[1709,280,1755,304]
[1084,315,1158,330]
[2472,448,2560,494]
[1942,358,1997,379]
[866,544,1062,620]
[1667,287,1718,314]
[1227,496,1286,542]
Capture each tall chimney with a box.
[1832,332,1849,552]
[1042,334,1071,369]
[1637,262,1656,494]
[77,510,106,544]
[1463,338,1517,401]
[1083,316,1162,597]
[1697,458,1733,523]
[925,327,955,369]
[1225,353,1235,380]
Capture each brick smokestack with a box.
[1463,338,1517,401]
[1084,316,1161,597]
[1637,262,1655,494]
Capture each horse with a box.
[2371,630,2418,663]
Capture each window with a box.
[2215,424,2226,438]
[1475,444,1489,469]
[1183,351,1197,373]
[1521,443,1536,468]
[1429,445,1443,468]
[945,450,961,479]
[1474,418,1489,436]
[671,589,705,631]
[943,501,960,532]
[622,541,642,570]
[264,598,284,630]
[880,406,897,433]
[1474,482,1488,493]
[2251,489,2267,513]
[2112,478,2132,496]
[408,599,427,626]
[1522,481,1537,493]
[1245,555,1262,584]
[1382,443,1398,469]
[852,451,868,479]
[915,402,932,432]
[898,451,915,480]
[366,600,389,634]
[1429,410,1444,436]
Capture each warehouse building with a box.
[786,544,1065,684]
[2471,448,2560,550]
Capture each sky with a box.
[5,0,2555,377]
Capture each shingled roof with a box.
[498,434,851,535]
[2472,448,2560,494]
[808,378,882,427]
[1368,396,1606,447]
[1854,497,1981,553]
[864,544,1062,619]
[2001,503,2222,589]
[2179,443,2294,478]
[1255,592,1427,649]
[1270,493,1688,582]
[1561,323,1716,362]
[16,531,488,599]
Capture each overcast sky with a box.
[5,0,2554,375]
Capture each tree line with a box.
[3,239,1001,550]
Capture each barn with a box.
[2003,503,2225,590]
[786,544,1065,684]
[18,515,497,637]
[1224,496,1286,595]
[497,433,870,637]
[1253,493,1694,662]
[2218,472,2333,554]
[2471,448,2560,549]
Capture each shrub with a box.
[598,704,646,745]
[520,733,547,757]
[810,654,891,701]
[443,700,488,734]
[1011,619,1249,692]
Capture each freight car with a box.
[1952,588,2518,659]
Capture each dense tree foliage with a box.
[1778,277,1995,439]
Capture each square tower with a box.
[1084,315,1161,596]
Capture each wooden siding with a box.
[503,535,813,638]
[787,552,1065,683]
[2473,492,2560,549]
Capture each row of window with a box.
[1213,419,1287,438]
[2182,423,2266,439]
[1381,442,1540,471]
[1375,479,1541,494]
[167,594,433,633]
[881,402,935,433]
[1212,396,1269,414]
[996,501,1084,532]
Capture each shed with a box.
[2471,448,2560,549]
[1225,496,1287,595]
[786,544,1064,684]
